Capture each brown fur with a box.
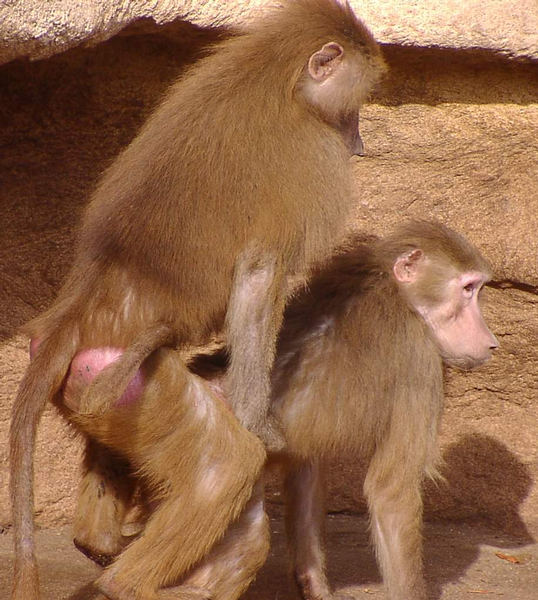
[66,221,496,599]
[69,349,267,600]
[9,2,386,598]
[268,221,496,600]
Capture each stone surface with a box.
[1,0,537,66]
[0,0,536,553]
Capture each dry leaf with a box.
[468,590,492,595]
[495,551,521,564]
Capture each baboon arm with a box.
[224,251,287,450]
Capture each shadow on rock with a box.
[425,432,533,539]
[423,433,534,599]
[0,20,224,342]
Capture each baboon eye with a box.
[463,283,474,297]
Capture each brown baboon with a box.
[66,349,267,600]
[9,1,386,598]
[65,221,497,600]
[270,220,498,600]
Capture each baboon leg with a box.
[73,439,136,565]
[94,587,211,600]
[96,467,263,600]
[364,443,427,600]
[181,479,270,600]
[284,460,336,600]
[95,359,266,600]
[224,252,287,450]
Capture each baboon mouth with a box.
[73,538,116,566]
[443,355,489,370]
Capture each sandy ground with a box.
[0,515,536,600]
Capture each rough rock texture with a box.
[0,0,536,550]
[1,0,537,65]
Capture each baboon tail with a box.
[76,322,177,416]
[10,323,79,600]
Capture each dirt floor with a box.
[0,515,536,600]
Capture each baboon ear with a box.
[393,249,424,283]
[308,42,344,81]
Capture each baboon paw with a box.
[296,574,363,600]
[96,572,141,600]
[248,417,286,452]
[303,591,361,600]
[295,573,332,600]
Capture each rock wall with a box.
[0,0,536,541]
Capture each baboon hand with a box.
[244,414,286,453]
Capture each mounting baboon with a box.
[10,1,386,599]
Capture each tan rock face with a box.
[0,2,536,541]
[1,0,537,64]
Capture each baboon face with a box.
[393,249,497,370]
[421,270,497,369]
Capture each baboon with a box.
[66,348,268,600]
[65,220,498,600]
[9,1,386,598]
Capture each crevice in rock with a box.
[488,280,538,295]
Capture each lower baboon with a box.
[62,220,498,600]
[64,349,267,600]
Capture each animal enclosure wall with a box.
[0,0,536,541]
